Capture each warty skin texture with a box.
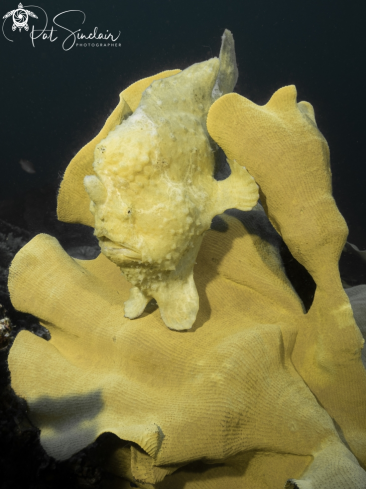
[83,31,258,330]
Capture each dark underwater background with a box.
[0,0,366,487]
[1,0,366,245]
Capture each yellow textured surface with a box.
[57,70,180,227]
[97,440,312,489]
[207,86,346,291]
[207,87,366,470]
[8,210,366,488]
[120,71,179,112]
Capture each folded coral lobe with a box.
[207,86,346,292]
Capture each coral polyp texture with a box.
[7,30,366,488]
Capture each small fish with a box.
[19,159,36,174]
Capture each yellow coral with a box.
[8,210,366,488]
[207,86,346,292]
[207,86,366,469]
